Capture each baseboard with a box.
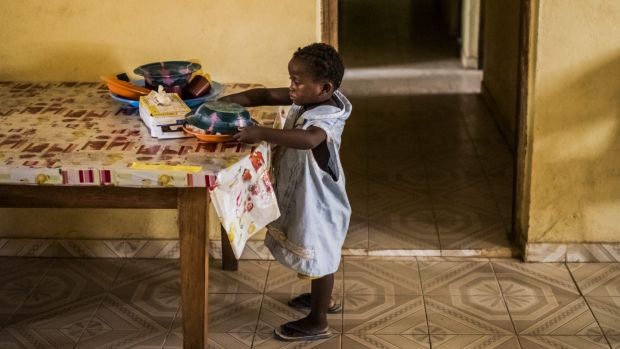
[0,238,519,260]
[524,242,620,262]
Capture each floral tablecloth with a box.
[0,81,277,187]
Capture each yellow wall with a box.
[481,0,521,142]
[1,209,178,239]
[0,0,320,239]
[0,0,320,87]
[525,0,620,242]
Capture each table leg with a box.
[178,188,209,349]
[221,225,239,271]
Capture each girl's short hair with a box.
[293,43,345,89]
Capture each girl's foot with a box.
[287,293,342,313]
[274,317,332,341]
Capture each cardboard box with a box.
[139,92,191,139]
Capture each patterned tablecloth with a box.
[0,81,278,187]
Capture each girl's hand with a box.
[233,125,264,144]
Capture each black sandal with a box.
[287,293,342,313]
[274,321,332,341]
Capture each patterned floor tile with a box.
[106,289,179,330]
[437,220,512,250]
[492,260,580,297]
[368,164,429,194]
[518,335,611,349]
[257,293,342,334]
[367,181,427,217]
[479,152,514,173]
[0,257,53,281]
[170,293,263,336]
[343,294,427,334]
[433,198,503,222]
[265,262,344,295]
[432,182,498,217]
[189,331,254,349]
[75,330,168,349]
[87,293,169,332]
[368,205,440,250]
[425,295,514,334]
[568,263,620,296]
[343,212,369,251]
[422,153,480,169]
[113,259,179,288]
[40,258,123,291]
[421,142,478,159]
[0,258,53,325]
[0,290,29,327]
[368,224,439,250]
[209,293,262,333]
[586,297,620,337]
[609,336,620,349]
[347,180,368,216]
[209,260,269,294]
[342,333,430,349]
[252,332,340,348]
[567,245,620,263]
[169,304,182,332]
[344,258,421,295]
[424,165,485,190]
[0,328,77,349]
[430,334,520,349]
[419,260,500,295]
[505,295,602,336]
[163,331,184,349]
[6,290,104,329]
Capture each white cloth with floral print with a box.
[211,142,280,258]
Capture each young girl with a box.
[219,43,351,341]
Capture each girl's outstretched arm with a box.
[234,126,326,150]
[218,88,291,107]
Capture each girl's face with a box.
[287,57,331,105]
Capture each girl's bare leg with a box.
[285,273,334,332]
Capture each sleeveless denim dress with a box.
[265,90,352,278]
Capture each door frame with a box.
[513,0,533,252]
[321,0,338,49]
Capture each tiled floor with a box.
[337,0,514,258]
[1,257,618,348]
[338,93,515,257]
[4,2,612,349]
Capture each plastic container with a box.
[133,61,201,94]
[100,75,151,100]
[185,101,253,135]
[184,75,212,99]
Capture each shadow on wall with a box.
[529,54,620,242]
[0,44,124,81]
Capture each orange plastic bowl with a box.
[182,124,235,143]
[100,75,151,100]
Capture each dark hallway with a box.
[338,0,515,256]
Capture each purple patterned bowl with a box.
[133,61,201,94]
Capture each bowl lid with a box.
[198,100,247,114]
[134,61,201,78]
[185,101,252,134]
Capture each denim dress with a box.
[265,90,352,277]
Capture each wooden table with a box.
[0,81,275,348]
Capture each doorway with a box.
[333,0,518,256]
